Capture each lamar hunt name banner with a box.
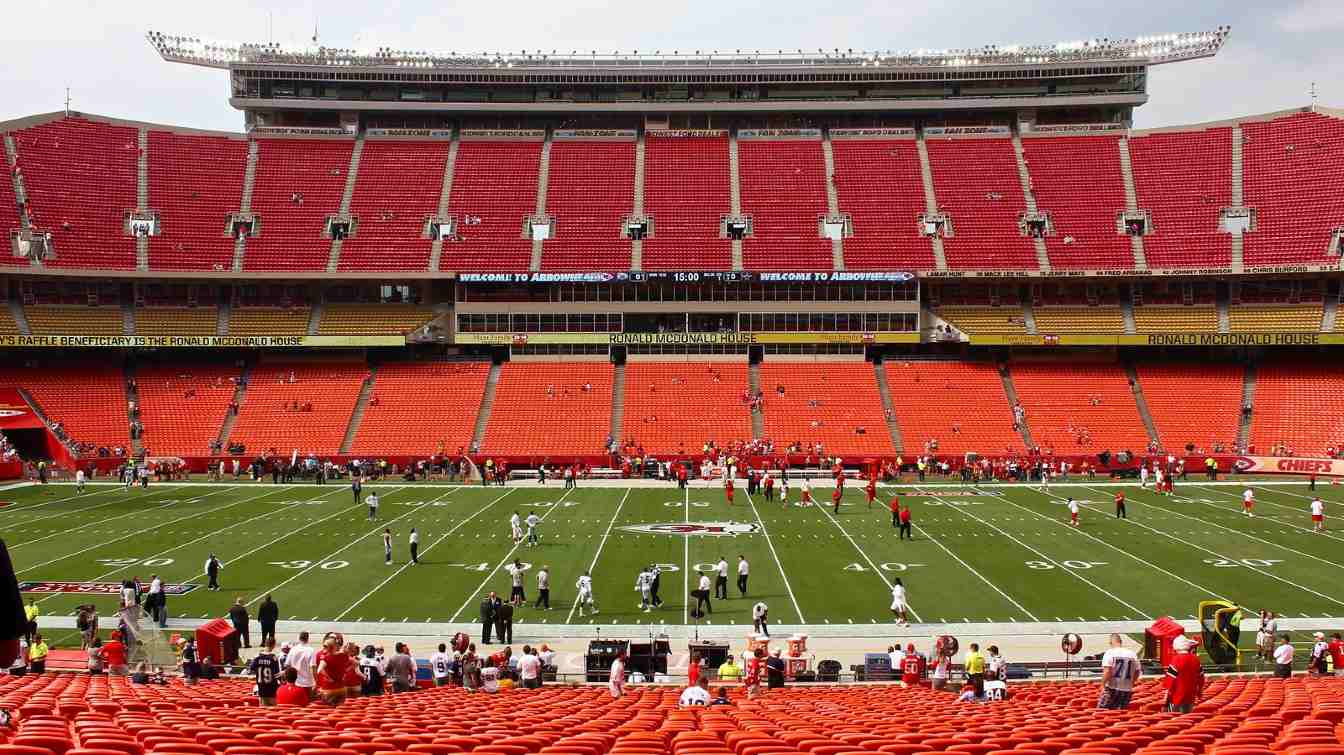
[0,335,406,348]
[456,331,920,346]
[969,333,1341,347]
[1232,456,1344,477]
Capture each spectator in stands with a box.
[276,667,308,706]
[711,687,732,706]
[1098,634,1141,709]
[386,642,417,693]
[718,654,742,682]
[101,630,129,676]
[1163,636,1204,712]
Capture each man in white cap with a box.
[1309,632,1331,675]
[1163,635,1203,713]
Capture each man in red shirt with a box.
[1114,491,1127,519]
[100,630,129,675]
[890,496,901,529]
[899,505,913,540]
[900,644,926,686]
[1327,632,1344,676]
[866,477,877,508]
[831,484,843,514]
[724,476,734,505]
[1163,636,1204,712]
[276,668,309,706]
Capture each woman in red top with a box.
[745,648,765,699]
[316,637,351,705]
[688,652,702,687]
[101,630,129,675]
[276,668,308,706]
[341,641,367,697]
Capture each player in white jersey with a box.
[75,468,85,494]
[1310,497,1325,532]
[634,567,653,612]
[1153,466,1164,494]
[525,511,540,547]
[382,528,393,565]
[799,480,812,507]
[366,491,380,520]
[1139,465,1149,488]
[1243,488,1255,517]
[575,571,597,616]
[1068,497,1080,527]
[890,578,909,626]
[510,512,523,543]
[779,477,789,505]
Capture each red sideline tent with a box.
[1144,616,1190,667]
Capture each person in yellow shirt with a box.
[24,599,39,642]
[717,655,742,681]
[29,634,49,674]
[964,643,986,698]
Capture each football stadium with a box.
[0,12,1343,750]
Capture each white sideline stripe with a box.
[990,490,1229,603]
[1085,483,1344,607]
[8,485,240,551]
[448,486,575,622]
[941,494,1151,619]
[336,486,513,620]
[34,486,339,605]
[1188,484,1344,544]
[243,486,412,607]
[15,486,251,574]
[683,486,689,626]
[0,481,33,492]
[564,488,630,625]
[35,478,1335,490]
[742,489,806,624]
[163,486,361,600]
[812,496,923,623]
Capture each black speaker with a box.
[627,640,670,677]
[688,641,729,669]
[585,639,630,683]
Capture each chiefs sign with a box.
[1232,455,1344,477]
[618,522,759,537]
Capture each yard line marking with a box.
[33,485,338,605]
[942,495,1150,619]
[242,486,412,607]
[1089,486,1344,610]
[8,485,240,550]
[1188,484,1344,545]
[16,486,256,574]
[879,484,1037,621]
[683,485,690,625]
[448,486,576,622]
[811,500,923,623]
[563,488,631,625]
[989,490,1228,603]
[337,486,514,620]
[1,484,136,525]
[742,490,805,624]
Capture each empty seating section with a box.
[738,139,832,270]
[0,365,128,450]
[338,140,448,271]
[937,306,1028,334]
[0,306,18,334]
[24,306,123,335]
[1010,363,1150,451]
[830,138,936,269]
[1242,112,1344,265]
[244,139,353,271]
[483,362,613,454]
[318,304,435,335]
[641,133,733,270]
[885,361,1020,453]
[135,365,238,455]
[350,362,487,455]
[227,362,366,454]
[228,307,310,336]
[622,362,750,453]
[1133,305,1218,332]
[439,141,540,272]
[1032,306,1125,333]
[758,363,893,455]
[1250,363,1344,455]
[926,137,1038,270]
[1137,363,1244,450]
[541,141,635,270]
[1228,304,1323,331]
[1022,135,1133,269]
[11,117,139,269]
[1128,127,1232,267]
[135,307,217,336]
[0,153,23,269]
[146,131,247,271]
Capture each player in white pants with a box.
[576,571,598,616]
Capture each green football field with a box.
[3,477,1343,632]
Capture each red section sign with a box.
[0,390,42,430]
[1232,455,1344,477]
[18,581,198,595]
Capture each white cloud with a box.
[1274,0,1344,33]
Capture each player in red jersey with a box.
[900,644,925,686]
[724,476,735,505]
[1242,487,1255,517]
[890,495,901,528]
[832,480,844,514]
[866,477,877,508]
[1114,491,1126,519]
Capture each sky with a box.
[2,0,1339,132]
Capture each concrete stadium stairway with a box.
[914,131,948,271]
[215,363,251,451]
[1117,136,1148,269]
[471,362,502,453]
[529,132,553,272]
[1238,363,1257,451]
[873,359,904,453]
[326,134,365,272]
[999,362,1035,449]
[231,140,259,273]
[1124,362,1161,448]
[427,130,459,272]
[340,365,378,454]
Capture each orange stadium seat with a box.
[925,137,1038,271]
[640,133,733,270]
[243,139,354,272]
[0,364,129,451]
[884,361,1021,455]
[1010,363,1150,452]
[226,362,367,455]
[146,130,248,271]
[482,362,613,456]
[1249,362,1344,456]
[1128,126,1232,268]
[439,141,541,273]
[541,141,635,271]
[1136,363,1244,452]
[830,137,936,270]
[757,363,893,456]
[23,306,124,335]
[134,365,240,456]
[622,362,751,454]
[0,305,19,334]
[338,140,449,272]
[349,362,488,456]
[738,139,832,271]
[1242,112,1344,266]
